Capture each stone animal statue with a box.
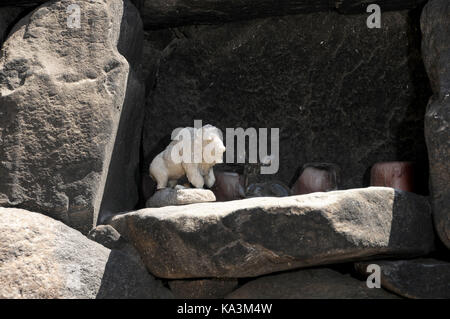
[149,124,226,189]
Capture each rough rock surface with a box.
[226,268,399,299]
[0,208,173,299]
[0,0,145,234]
[146,188,216,208]
[139,0,427,28]
[355,259,450,299]
[169,279,239,299]
[421,0,450,249]
[88,225,127,250]
[110,187,434,279]
[143,10,431,192]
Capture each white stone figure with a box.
[149,124,226,189]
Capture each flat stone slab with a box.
[355,259,450,299]
[146,188,216,208]
[110,187,435,279]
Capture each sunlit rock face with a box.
[0,0,145,233]
[110,188,435,279]
[0,207,173,299]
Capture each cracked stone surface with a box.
[421,0,450,249]
[0,207,173,299]
[355,259,450,299]
[142,10,431,191]
[0,0,145,234]
[109,187,435,279]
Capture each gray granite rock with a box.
[421,0,450,249]
[226,268,399,299]
[146,188,216,208]
[88,225,127,250]
[0,208,173,299]
[0,0,145,234]
[110,187,435,279]
[355,259,450,299]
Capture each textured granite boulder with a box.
[421,0,450,249]
[169,279,239,299]
[146,188,216,208]
[355,259,450,299]
[0,0,145,234]
[143,11,430,192]
[0,208,173,299]
[110,187,434,279]
[226,268,399,299]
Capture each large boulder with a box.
[355,259,450,299]
[143,10,431,191]
[0,208,173,299]
[0,0,145,234]
[109,187,435,279]
[226,268,399,299]
[421,0,450,249]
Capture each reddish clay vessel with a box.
[212,171,246,201]
[291,163,340,195]
[370,161,415,192]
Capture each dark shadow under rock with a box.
[169,279,239,299]
[226,267,400,299]
[355,259,450,299]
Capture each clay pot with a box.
[291,163,340,195]
[370,161,415,192]
[211,171,246,201]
